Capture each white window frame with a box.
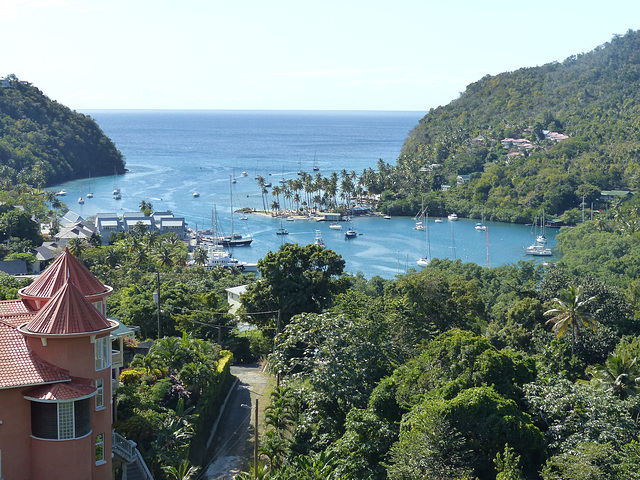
[95,433,106,465]
[95,336,111,370]
[95,378,104,410]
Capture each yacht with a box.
[434,218,443,223]
[525,244,552,256]
[329,223,343,230]
[314,230,326,249]
[474,222,486,231]
[344,228,357,238]
[193,192,200,197]
[448,213,458,221]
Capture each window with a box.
[95,379,104,409]
[31,398,91,440]
[95,433,105,464]
[95,336,111,370]
[57,402,74,439]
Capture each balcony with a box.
[112,349,123,368]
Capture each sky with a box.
[2,0,640,112]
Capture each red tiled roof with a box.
[24,280,115,335]
[0,320,70,389]
[0,312,37,328]
[23,379,95,401]
[21,248,108,299]
[0,299,35,317]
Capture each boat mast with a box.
[486,226,490,268]
[229,175,234,240]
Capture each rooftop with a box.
[20,248,108,299]
[24,280,116,335]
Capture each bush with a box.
[120,368,145,385]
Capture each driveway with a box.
[203,364,271,479]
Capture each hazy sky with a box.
[3,0,640,112]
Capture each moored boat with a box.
[448,213,458,221]
[314,230,326,249]
[329,222,343,230]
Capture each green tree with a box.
[240,244,349,329]
[584,350,640,399]
[545,285,597,355]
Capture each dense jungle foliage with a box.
[360,29,640,224]
[0,74,125,187]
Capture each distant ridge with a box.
[0,74,125,187]
[377,29,640,223]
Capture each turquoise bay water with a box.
[52,110,557,278]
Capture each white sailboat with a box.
[417,211,431,267]
[525,210,551,256]
[216,176,252,246]
[475,208,486,231]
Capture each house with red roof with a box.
[0,248,144,479]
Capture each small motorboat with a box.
[345,229,357,238]
[193,192,200,197]
[329,223,343,230]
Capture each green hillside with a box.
[374,29,640,223]
[0,74,125,188]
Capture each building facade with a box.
[0,248,124,479]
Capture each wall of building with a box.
[0,388,33,477]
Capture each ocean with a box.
[51,110,557,278]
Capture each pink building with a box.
[0,248,138,479]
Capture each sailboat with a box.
[217,176,252,247]
[525,210,551,256]
[313,151,319,171]
[86,175,93,198]
[413,199,426,230]
[113,168,122,199]
[276,221,289,235]
[78,185,84,204]
[417,211,431,267]
[475,208,486,231]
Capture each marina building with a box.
[94,210,187,244]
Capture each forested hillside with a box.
[0,74,125,187]
[369,29,640,223]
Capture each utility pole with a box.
[254,398,259,480]
[156,272,162,339]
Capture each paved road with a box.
[203,364,270,480]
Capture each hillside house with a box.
[0,248,146,479]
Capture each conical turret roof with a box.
[21,248,108,299]
[24,280,115,335]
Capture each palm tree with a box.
[193,246,209,266]
[154,242,176,269]
[163,460,199,480]
[544,285,597,355]
[585,351,640,399]
[67,238,88,257]
[104,246,121,269]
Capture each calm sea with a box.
[51,110,557,278]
